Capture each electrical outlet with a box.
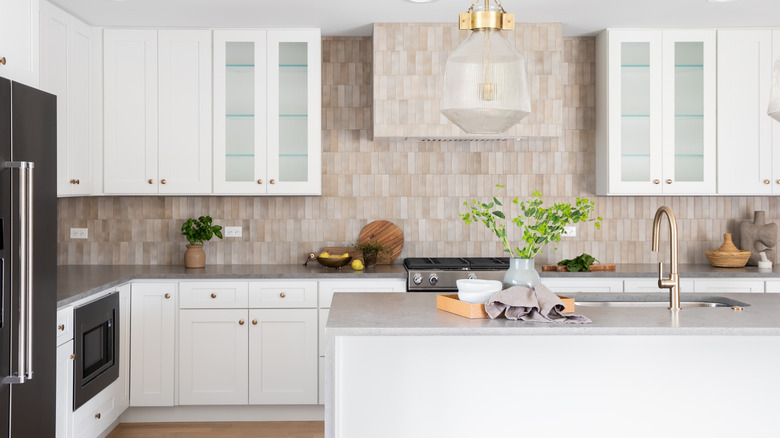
[70,228,88,239]
[224,226,242,238]
[563,226,576,237]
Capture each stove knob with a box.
[467,274,477,280]
[429,274,439,286]
[412,273,423,285]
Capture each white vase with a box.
[502,258,541,289]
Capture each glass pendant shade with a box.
[769,58,780,122]
[441,28,531,134]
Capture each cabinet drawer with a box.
[248,281,317,308]
[318,279,406,308]
[540,278,624,293]
[624,279,695,293]
[73,380,122,438]
[693,279,764,293]
[765,281,780,293]
[179,281,249,308]
[56,306,73,346]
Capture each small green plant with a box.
[558,253,599,272]
[460,185,602,259]
[181,216,224,246]
[354,240,390,258]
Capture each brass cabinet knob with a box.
[161,179,167,184]
[665,179,672,184]
[270,179,276,184]
[765,179,771,184]
[70,354,76,360]
[95,413,101,420]
[239,319,245,325]
[75,179,80,184]
[211,293,217,298]
[57,324,65,331]
[0,57,6,65]
[653,179,660,185]
[280,292,286,298]
[164,293,171,299]
[257,179,263,184]
[148,179,154,184]
[252,319,258,325]
[69,179,75,184]
[776,180,780,185]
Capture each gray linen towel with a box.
[484,284,591,324]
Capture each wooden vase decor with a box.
[738,211,778,266]
[184,244,206,268]
[705,234,751,268]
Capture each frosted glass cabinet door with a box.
[606,30,663,194]
[213,30,268,194]
[266,30,321,195]
[661,30,716,194]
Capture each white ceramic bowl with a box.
[456,279,502,304]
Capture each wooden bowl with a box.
[316,255,352,269]
[705,233,751,268]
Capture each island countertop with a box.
[325,292,780,336]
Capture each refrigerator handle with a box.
[3,161,34,384]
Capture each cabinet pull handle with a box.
[765,179,771,185]
[57,324,65,331]
[252,319,258,325]
[0,57,5,65]
[148,179,154,184]
[164,293,171,299]
[70,354,76,360]
[653,179,660,185]
[239,319,245,325]
[270,179,276,185]
[161,179,167,185]
[257,179,263,184]
[665,179,672,185]
[95,413,101,420]
[211,293,217,298]
[280,292,286,298]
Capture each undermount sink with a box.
[570,293,750,309]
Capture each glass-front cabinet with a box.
[213,29,321,195]
[596,29,715,195]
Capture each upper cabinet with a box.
[213,29,321,195]
[0,0,39,87]
[104,29,212,195]
[40,2,101,196]
[596,29,716,196]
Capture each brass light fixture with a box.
[440,0,531,134]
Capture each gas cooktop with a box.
[403,257,510,291]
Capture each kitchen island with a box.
[324,292,780,438]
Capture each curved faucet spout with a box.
[651,206,680,310]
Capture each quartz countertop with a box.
[57,264,407,308]
[326,292,780,336]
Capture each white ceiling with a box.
[51,0,780,37]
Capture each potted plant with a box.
[180,216,223,268]
[354,240,390,267]
[460,185,601,288]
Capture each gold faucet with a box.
[652,206,681,310]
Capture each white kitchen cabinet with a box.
[596,29,716,195]
[56,306,73,346]
[72,378,125,438]
[0,0,39,86]
[56,337,74,438]
[717,30,775,195]
[248,309,318,404]
[178,309,249,405]
[765,281,780,293]
[623,278,695,293]
[104,29,212,194]
[541,278,624,293]
[213,29,321,195]
[130,282,176,407]
[249,280,318,308]
[179,281,249,309]
[40,2,100,196]
[693,279,765,294]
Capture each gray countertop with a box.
[57,264,407,308]
[326,292,780,336]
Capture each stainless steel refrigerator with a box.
[0,77,57,437]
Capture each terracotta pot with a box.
[184,244,206,268]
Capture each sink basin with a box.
[576,301,730,308]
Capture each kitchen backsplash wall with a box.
[57,35,778,265]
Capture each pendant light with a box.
[769,58,780,122]
[440,0,531,134]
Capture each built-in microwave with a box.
[73,292,119,410]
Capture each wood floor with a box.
[107,422,325,438]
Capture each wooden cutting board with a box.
[358,220,404,264]
[542,264,616,272]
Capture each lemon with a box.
[320,252,330,258]
[351,260,364,271]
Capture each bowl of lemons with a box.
[316,251,353,269]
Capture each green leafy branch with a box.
[181,216,224,246]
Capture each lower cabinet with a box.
[540,278,624,293]
[56,340,74,438]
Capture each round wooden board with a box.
[358,220,404,264]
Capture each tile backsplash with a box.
[57,35,778,266]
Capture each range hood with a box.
[372,23,563,140]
